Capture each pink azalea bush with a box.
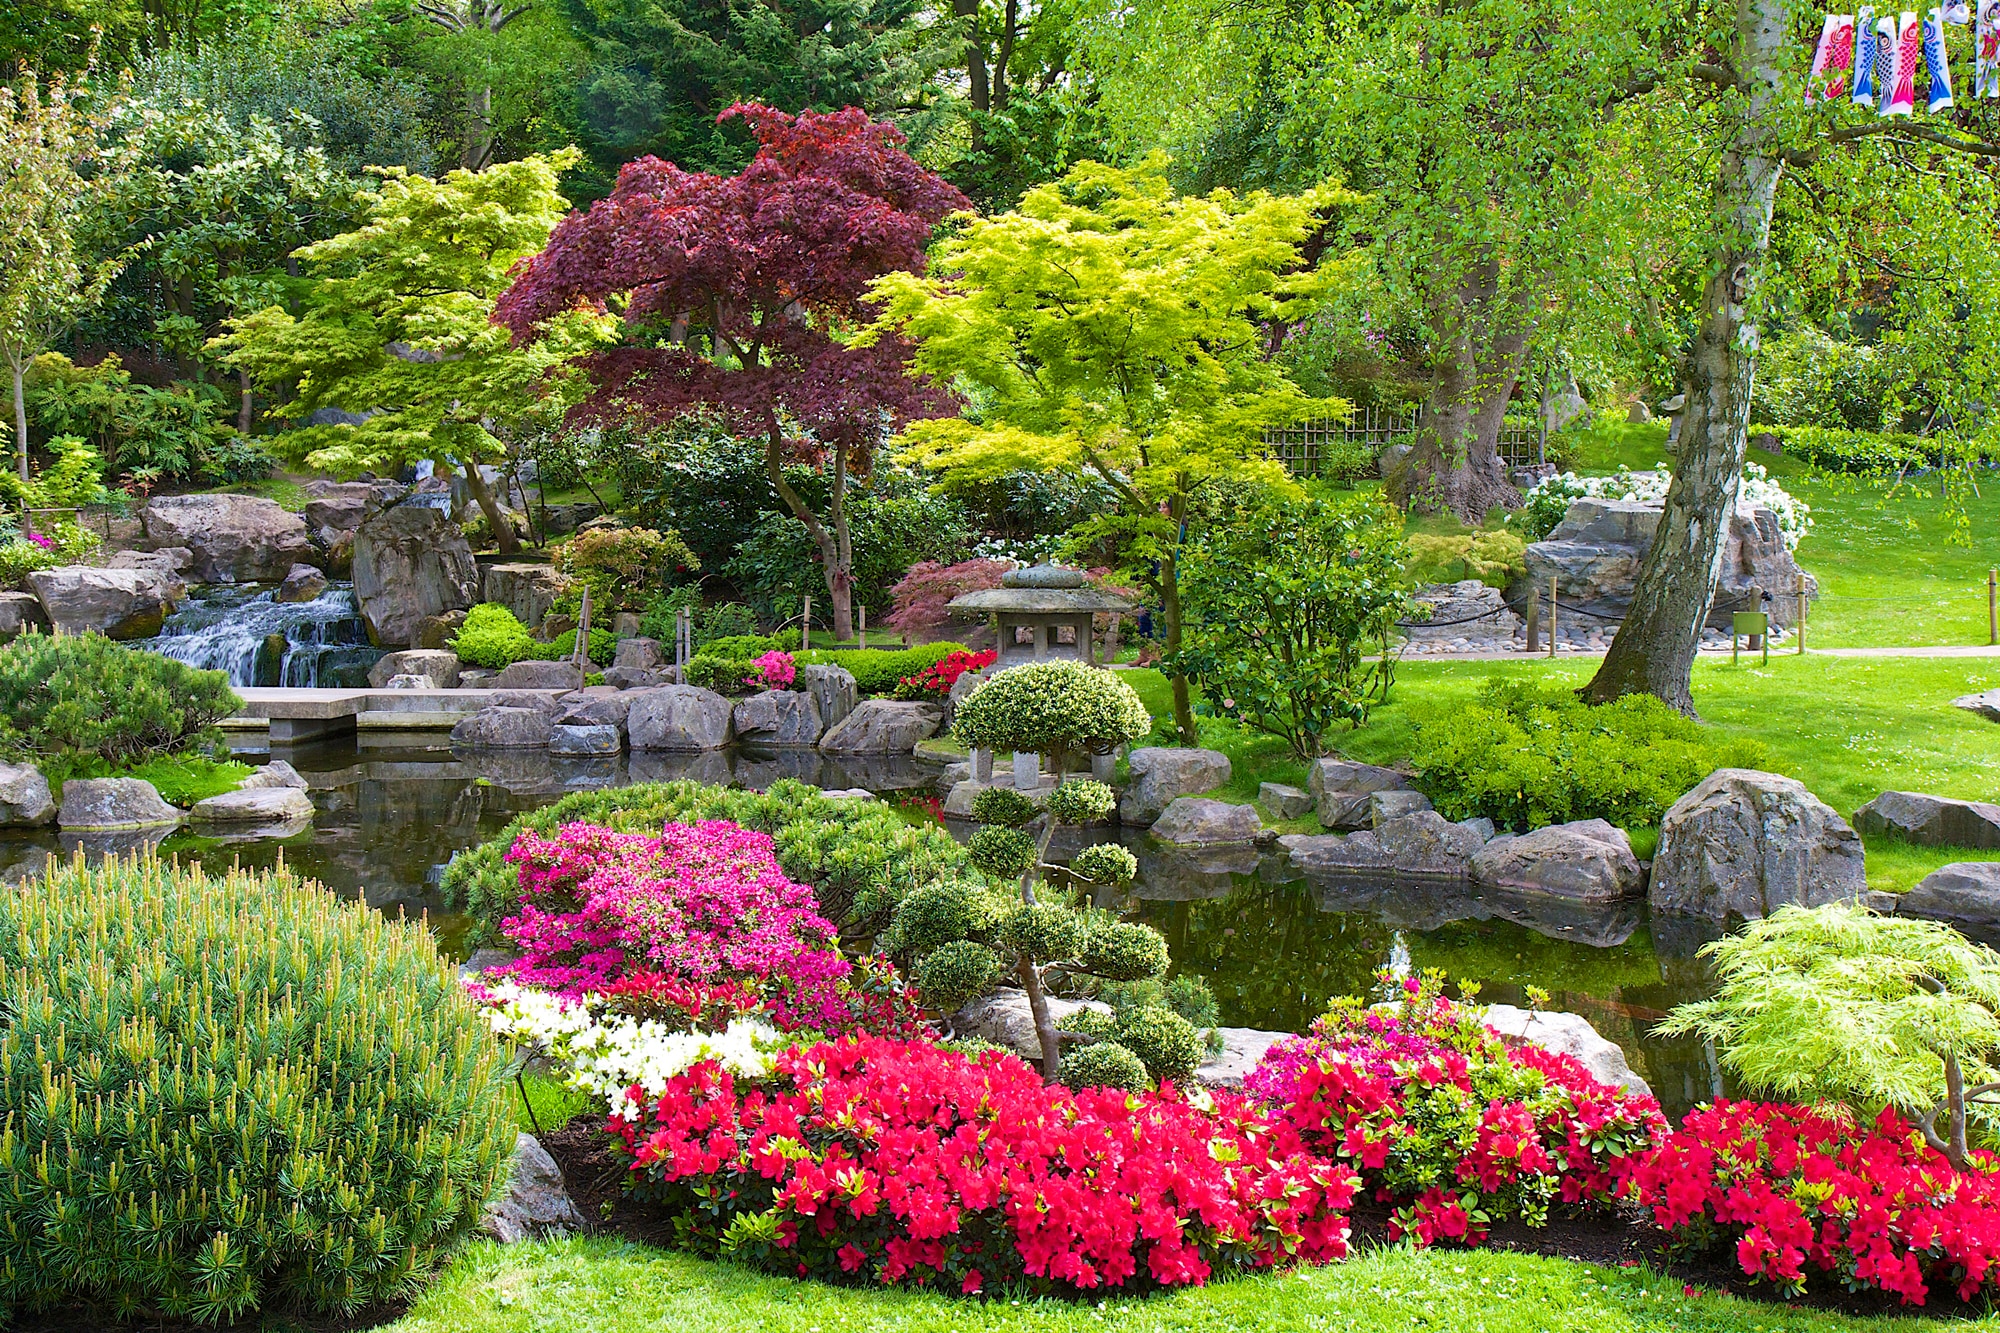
[747,650,796,690]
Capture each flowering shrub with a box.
[1250,976,1666,1247]
[952,659,1152,765]
[894,647,997,700]
[1635,1099,2000,1306]
[612,1034,1359,1292]
[747,649,796,690]
[885,559,1013,634]
[1512,464,1808,548]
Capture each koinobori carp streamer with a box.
[1853,5,1880,103]
[1809,13,1858,100]
[1885,10,1923,114]
[1923,4,1955,109]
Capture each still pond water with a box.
[2,734,1728,1120]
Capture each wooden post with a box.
[1524,589,1541,654]
[1547,575,1557,659]
[573,585,592,668]
[1989,569,1997,646]
[858,604,867,650]
[802,594,812,649]
[1797,573,1807,654]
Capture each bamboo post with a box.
[1989,569,1997,646]
[1524,589,1540,654]
[858,604,867,650]
[573,585,592,668]
[1547,575,1557,659]
[802,595,812,649]
[1797,573,1808,654]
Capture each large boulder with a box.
[1370,790,1434,825]
[481,562,566,632]
[556,688,633,730]
[494,659,585,691]
[1480,1005,1652,1098]
[368,649,462,690]
[300,480,377,535]
[1854,791,2000,850]
[1406,580,1523,643]
[105,548,191,600]
[1953,689,2000,723]
[0,761,54,826]
[627,685,735,751]
[274,563,328,604]
[1472,819,1644,901]
[1308,758,1414,831]
[190,786,315,823]
[734,689,823,747]
[818,699,941,754]
[1898,862,2000,929]
[351,503,479,646]
[1281,811,1486,878]
[139,493,316,584]
[481,1133,587,1244]
[28,566,177,639]
[58,778,180,830]
[614,637,664,670]
[549,723,621,756]
[1150,797,1263,846]
[798,663,859,732]
[450,706,555,749]
[0,591,47,641]
[1258,782,1314,820]
[239,760,307,790]
[1195,1028,1294,1091]
[1120,747,1232,825]
[1650,768,1867,919]
[950,989,1112,1063]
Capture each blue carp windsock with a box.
[1980,0,2000,95]
[1808,14,1858,100]
[1885,11,1923,113]
[1854,6,1880,103]
[1877,14,1902,104]
[1924,5,1956,108]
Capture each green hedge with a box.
[1751,424,1982,473]
[440,778,981,942]
[794,642,969,696]
[0,633,239,780]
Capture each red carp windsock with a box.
[1980,0,2000,95]
[1808,14,1858,100]
[1876,14,1902,102]
[1924,5,1956,108]
[1885,10,1923,113]
[1853,5,1881,103]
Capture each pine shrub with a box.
[0,632,239,777]
[1057,1042,1149,1093]
[0,856,514,1325]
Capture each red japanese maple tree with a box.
[495,103,969,641]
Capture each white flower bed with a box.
[1517,463,1810,550]
[480,981,790,1105]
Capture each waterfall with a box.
[144,584,386,688]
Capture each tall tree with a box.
[215,150,603,554]
[0,66,124,480]
[494,104,967,640]
[866,156,1351,740]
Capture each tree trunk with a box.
[1161,486,1196,743]
[1584,0,1786,715]
[827,445,854,642]
[461,458,520,555]
[9,356,26,483]
[1018,814,1062,1080]
[463,82,494,172]
[955,0,990,151]
[237,365,254,435]
[762,419,853,642]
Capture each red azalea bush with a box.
[1635,1099,2000,1306]
[884,560,1012,634]
[612,1034,1359,1293]
[895,647,998,700]
[1250,977,1666,1247]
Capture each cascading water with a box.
[143,583,386,687]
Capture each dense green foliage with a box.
[0,634,239,778]
[57,754,253,805]
[24,354,266,486]
[0,856,512,1323]
[440,779,980,941]
[450,604,538,670]
[1056,1041,1149,1093]
[952,661,1152,765]
[793,642,970,696]
[1407,679,1758,832]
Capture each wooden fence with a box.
[1265,408,1545,478]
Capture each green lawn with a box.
[384,1237,1960,1333]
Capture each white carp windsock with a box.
[1924,5,1956,108]
[1885,11,1923,113]
[1980,0,2000,95]
[1854,6,1881,103]
[1808,14,1858,100]
[1876,14,1902,103]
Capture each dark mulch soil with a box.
[543,1113,1996,1322]
[8,1301,409,1333]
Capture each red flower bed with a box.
[1635,1099,2000,1305]
[610,1034,1359,1293]
[896,647,998,699]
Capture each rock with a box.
[320,529,355,578]
[0,761,54,826]
[368,649,463,690]
[1626,400,1652,424]
[818,699,941,754]
[556,689,633,730]
[1472,819,1643,901]
[1953,689,2000,723]
[450,707,555,749]
[494,659,586,691]
[601,666,673,690]
[139,493,315,583]
[413,609,466,650]
[386,674,435,689]
[1650,768,1867,919]
[945,664,992,728]
[351,504,479,646]
[1854,790,2000,850]
[733,689,823,746]
[798,663,859,732]
[943,777,1055,818]
[1258,782,1314,820]
[627,685,735,751]
[1899,862,2000,928]
[458,667,499,688]
[480,1133,586,1244]
[1406,580,1523,642]
[492,689,566,717]
[614,636,664,669]
[1119,748,1232,825]
[28,566,177,639]
[57,778,180,830]
[1370,789,1435,826]
[239,760,307,790]
[274,563,328,604]
[1195,1027,1293,1091]
[1151,797,1264,845]
[1281,811,1484,879]
[0,591,47,641]
[950,989,1112,1063]
[1377,441,1414,480]
[549,723,622,756]
[1307,759,1410,802]
[1481,1005,1652,1098]
[481,562,566,633]
[458,947,519,979]
[300,482,375,537]
[1459,816,1497,842]
[190,786,315,823]
[820,788,874,800]
[104,548,191,599]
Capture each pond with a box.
[2,737,1727,1120]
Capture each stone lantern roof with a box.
[947,564,1136,666]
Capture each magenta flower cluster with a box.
[746,650,795,690]
[496,820,851,1021]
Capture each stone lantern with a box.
[945,564,1136,668]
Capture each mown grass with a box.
[385,1237,1961,1333]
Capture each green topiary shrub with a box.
[449,603,537,669]
[0,633,239,779]
[1409,679,1763,832]
[1078,918,1170,980]
[523,625,617,665]
[793,642,969,696]
[1045,779,1115,826]
[968,785,1038,828]
[1113,1004,1204,1084]
[999,901,1086,962]
[969,825,1038,879]
[0,855,512,1323]
[1057,1042,1150,1093]
[1068,843,1138,886]
[952,660,1152,768]
[914,939,1002,1011]
[880,879,1002,956]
